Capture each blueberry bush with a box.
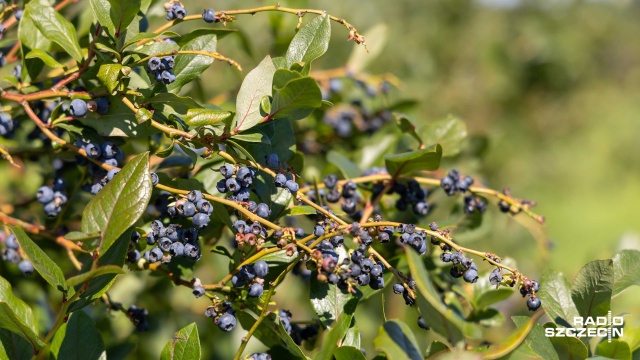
[1,1,639,360]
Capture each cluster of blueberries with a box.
[397,223,428,255]
[440,251,480,284]
[463,195,487,214]
[230,260,269,298]
[166,190,212,228]
[392,278,417,306]
[233,219,268,249]
[147,56,177,85]
[0,112,17,138]
[520,279,542,311]
[440,169,474,196]
[126,305,149,332]
[69,97,110,118]
[127,220,202,264]
[164,2,186,20]
[279,309,319,345]
[388,179,430,216]
[216,163,258,204]
[1,232,34,275]
[205,301,237,332]
[324,176,361,218]
[36,179,68,217]
[75,141,125,195]
[248,353,271,360]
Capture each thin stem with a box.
[0,146,20,167]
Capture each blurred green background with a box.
[3,0,640,358]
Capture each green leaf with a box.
[405,247,479,343]
[373,320,422,360]
[421,115,468,157]
[571,259,614,318]
[25,49,64,68]
[160,323,200,360]
[68,230,130,312]
[0,277,45,351]
[237,311,307,359]
[149,93,202,116]
[79,97,156,137]
[50,312,105,360]
[234,56,276,132]
[232,130,270,144]
[285,14,331,68]
[81,152,151,254]
[596,339,631,360]
[9,225,67,292]
[327,150,361,179]
[167,35,218,93]
[270,77,323,121]
[384,144,442,176]
[507,316,559,360]
[19,4,52,52]
[97,64,124,93]
[156,142,175,158]
[538,270,580,327]
[64,231,101,242]
[0,329,34,360]
[425,341,450,357]
[135,108,153,124]
[342,325,361,349]
[89,0,141,38]
[283,205,345,217]
[65,265,125,287]
[543,322,589,359]
[612,249,640,297]
[273,69,301,89]
[315,298,359,360]
[310,274,359,328]
[185,109,234,127]
[25,2,83,62]
[471,272,514,309]
[478,315,541,359]
[395,114,422,145]
[332,347,366,360]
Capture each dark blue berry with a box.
[393,283,404,294]
[265,153,279,168]
[254,260,269,278]
[248,283,264,298]
[18,260,34,275]
[96,97,109,114]
[463,268,478,283]
[169,242,184,257]
[150,172,159,186]
[417,317,429,330]
[192,213,210,228]
[217,313,237,332]
[37,186,54,204]
[285,180,299,193]
[192,285,205,298]
[527,297,541,311]
[202,8,216,23]
[255,203,271,218]
[127,250,141,262]
[69,99,87,118]
[84,143,101,158]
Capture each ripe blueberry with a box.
[37,186,54,204]
[248,283,264,298]
[217,313,237,332]
[69,99,88,118]
[265,153,280,168]
[254,260,269,278]
[18,260,34,275]
[192,285,205,298]
[417,317,429,330]
[202,8,216,23]
[192,213,210,229]
[285,180,299,193]
[527,297,541,311]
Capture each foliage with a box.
[0,1,638,359]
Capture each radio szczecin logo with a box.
[545,311,623,342]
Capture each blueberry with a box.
[274,173,287,187]
[162,56,175,69]
[148,247,163,262]
[265,153,280,168]
[12,65,22,82]
[37,186,54,204]
[2,249,20,263]
[181,228,198,243]
[498,201,511,213]
[165,9,175,20]
[450,266,463,278]
[393,283,404,294]
[356,273,370,286]
[285,180,299,193]
[151,220,164,235]
[195,199,213,215]
[370,276,385,289]
[248,283,264,298]
[236,167,252,181]
[127,250,141,262]
[233,220,247,234]
[489,269,503,285]
[96,97,109,114]
[323,174,338,189]
[192,213,210,229]
[192,285,205,298]
[169,242,184,257]
[531,280,540,293]
[341,198,357,214]
[463,268,478,283]
[69,99,88,118]
[247,201,258,212]
[360,258,374,272]
[234,188,250,202]
[14,9,23,20]
[146,233,156,245]
[254,260,269,278]
[158,237,172,252]
[205,307,217,318]
[220,164,235,178]
[182,201,196,217]
[43,201,61,217]
[147,57,161,72]
[255,203,271,218]
[160,70,176,84]
[5,234,18,250]
[349,264,362,277]
[313,225,325,237]
[106,168,119,181]
[440,253,452,262]
[231,274,245,287]
[413,201,429,216]
[295,228,305,237]
[172,4,187,19]
[330,236,344,247]
[18,260,34,275]
[417,317,429,330]
[226,178,240,193]
[370,264,383,278]
[202,8,216,22]
[84,143,102,158]
[341,181,357,198]
[187,190,203,203]
[527,297,541,311]
[184,243,201,261]
[52,178,66,191]
[217,313,237,332]
[216,179,228,193]
[150,172,159,186]
[131,231,141,244]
